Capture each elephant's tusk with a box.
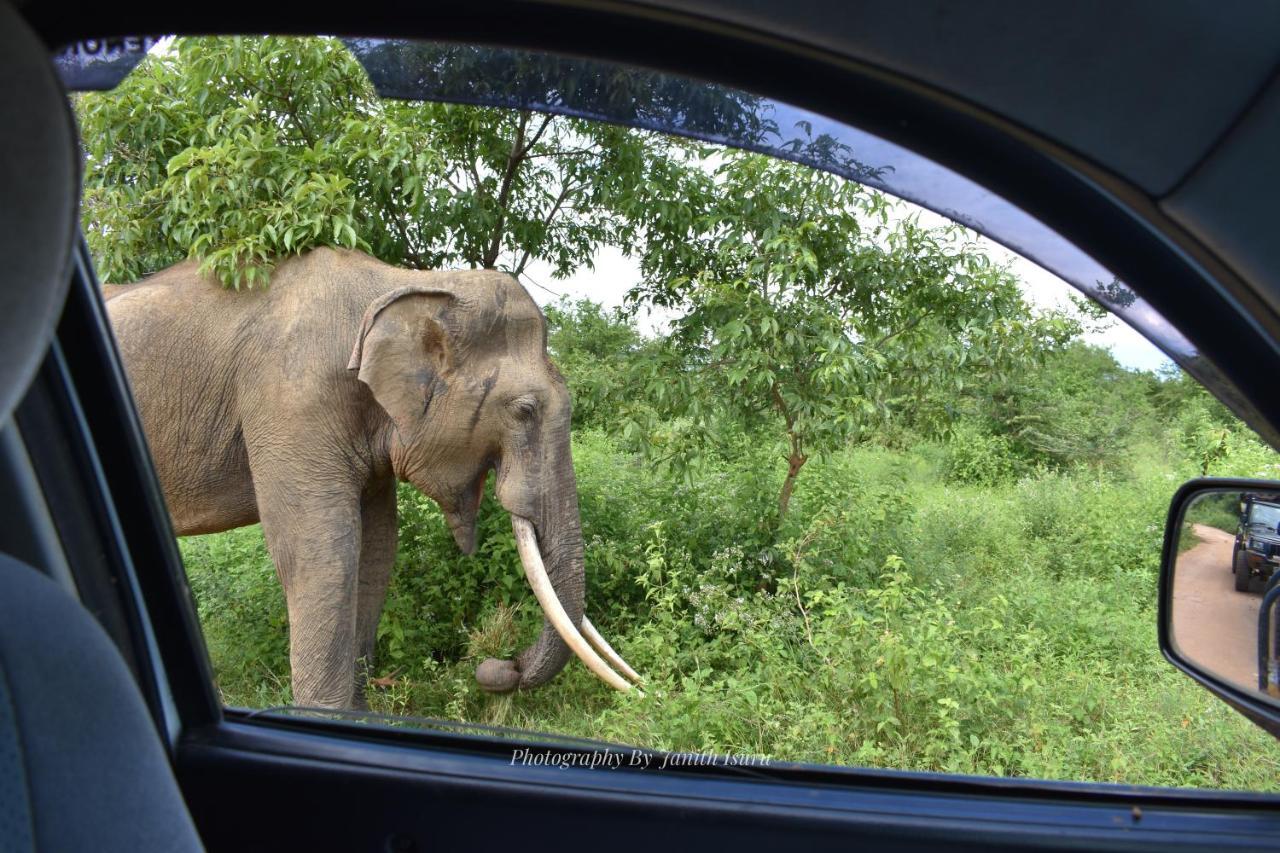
[580,615,643,686]
[511,516,635,693]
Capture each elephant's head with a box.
[347,272,640,694]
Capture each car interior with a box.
[3,2,1280,850]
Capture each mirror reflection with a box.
[1172,489,1280,697]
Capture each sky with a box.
[522,230,1175,374]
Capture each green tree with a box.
[626,151,1073,521]
[1141,363,1280,475]
[966,342,1149,473]
[544,298,654,430]
[75,35,695,287]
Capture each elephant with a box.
[103,247,641,709]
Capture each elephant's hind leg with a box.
[354,477,398,709]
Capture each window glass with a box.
[1248,502,1280,530]
[73,35,1279,790]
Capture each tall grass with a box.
[180,430,1280,791]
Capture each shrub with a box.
[942,423,1018,486]
[181,438,1280,791]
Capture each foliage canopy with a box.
[77,36,694,287]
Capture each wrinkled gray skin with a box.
[105,248,581,708]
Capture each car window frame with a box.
[27,7,1280,841]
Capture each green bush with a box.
[942,423,1019,486]
[172,371,1280,788]
[179,421,1280,791]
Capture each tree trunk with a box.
[778,442,807,522]
[771,382,807,523]
[481,111,530,269]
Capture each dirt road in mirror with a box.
[1172,524,1259,691]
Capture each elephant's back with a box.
[107,260,259,323]
[108,262,278,369]
[101,281,142,301]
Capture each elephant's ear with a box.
[348,285,456,430]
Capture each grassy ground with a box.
[180,432,1280,791]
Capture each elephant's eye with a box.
[511,397,539,421]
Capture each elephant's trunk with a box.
[512,512,585,688]
[476,449,641,693]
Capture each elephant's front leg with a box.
[353,477,398,709]
[258,496,364,710]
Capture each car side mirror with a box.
[1161,478,1280,738]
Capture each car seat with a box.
[0,3,203,850]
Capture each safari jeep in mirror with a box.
[1233,495,1280,594]
[1162,478,1280,737]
